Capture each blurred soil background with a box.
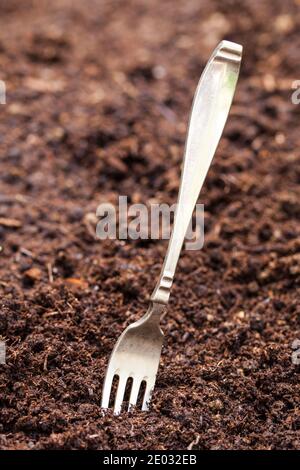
[0,0,299,449]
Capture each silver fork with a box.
[101,40,242,414]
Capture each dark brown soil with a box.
[0,0,300,450]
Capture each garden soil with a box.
[0,0,299,450]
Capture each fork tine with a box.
[128,378,141,411]
[101,371,114,409]
[142,377,156,411]
[114,375,127,414]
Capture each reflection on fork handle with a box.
[151,40,242,306]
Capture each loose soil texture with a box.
[0,0,300,450]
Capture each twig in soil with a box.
[0,217,22,228]
[43,311,59,318]
[47,262,53,283]
[187,434,200,450]
[19,247,35,258]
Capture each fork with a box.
[101,40,242,414]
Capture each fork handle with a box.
[151,40,242,305]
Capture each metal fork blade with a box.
[101,370,114,409]
[114,375,127,414]
[141,377,156,411]
[128,378,141,411]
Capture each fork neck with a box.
[150,214,186,305]
[143,301,166,324]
